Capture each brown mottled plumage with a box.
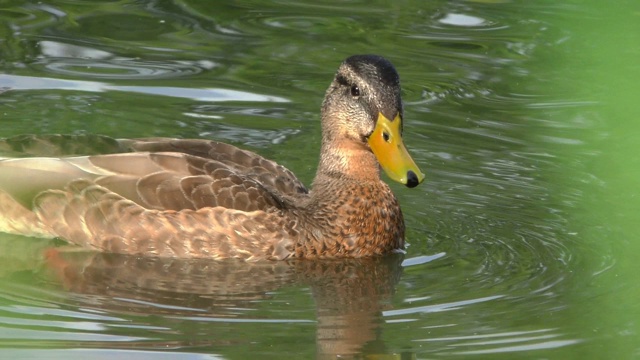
[0,55,424,260]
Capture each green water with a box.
[0,0,639,359]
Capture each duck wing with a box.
[0,136,307,259]
[117,138,309,199]
[31,179,297,259]
[0,135,308,201]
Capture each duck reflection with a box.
[41,248,404,358]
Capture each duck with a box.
[0,55,425,261]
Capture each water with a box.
[1,0,639,358]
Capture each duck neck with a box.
[299,134,405,258]
[312,136,381,189]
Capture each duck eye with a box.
[350,85,360,97]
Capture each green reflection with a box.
[561,0,640,358]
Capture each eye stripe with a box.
[336,75,349,86]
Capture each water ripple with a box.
[33,40,215,79]
[383,295,504,316]
[2,75,289,103]
[415,328,582,355]
[40,57,208,79]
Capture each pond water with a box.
[0,0,639,359]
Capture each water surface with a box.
[0,0,639,359]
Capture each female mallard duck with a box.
[0,55,424,260]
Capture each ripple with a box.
[38,40,113,59]
[33,40,216,80]
[199,125,301,148]
[0,281,149,344]
[2,75,289,103]
[0,349,219,360]
[39,57,212,80]
[0,9,34,22]
[452,339,582,355]
[402,253,447,267]
[438,13,488,27]
[261,15,357,31]
[75,13,178,41]
[417,328,582,355]
[383,295,504,316]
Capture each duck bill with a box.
[367,113,425,188]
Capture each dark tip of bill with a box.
[405,170,420,188]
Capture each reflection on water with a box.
[2,75,289,102]
[0,229,581,358]
[437,13,488,27]
[37,41,217,80]
[0,238,406,359]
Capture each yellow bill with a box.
[367,113,425,188]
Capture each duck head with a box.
[321,55,425,188]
